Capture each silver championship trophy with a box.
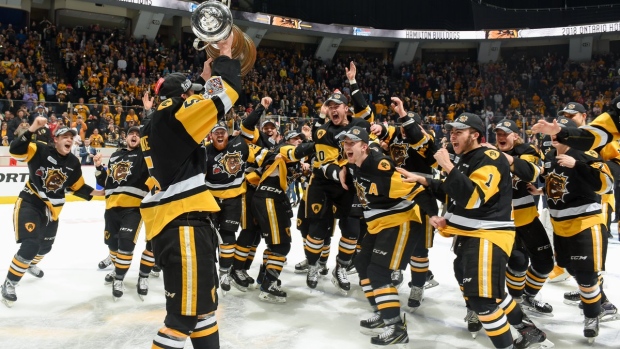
[191,0,257,76]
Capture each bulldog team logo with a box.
[390,143,409,167]
[39,168,68,193]
[316,129,326,139]
[216,151,243,177]
[25,222,36,232]
[546,170,569,204]
[354,181,369,208]
[111,161,132,184]
[457,114,469,123]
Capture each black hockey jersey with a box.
[428,147,515,254]
[96,147,150,209]
[205,135,268,199]
[140,56,241,239]
[10,131,95,221]
[256,142,315,198]
[505,143,542,227]
[384,113,437,174]
[349,150,424,234]
[543,148,613,237]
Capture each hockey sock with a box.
[409,256,429,288]
[139,249,155,277]
[189,313,219,349]
[152,327,188,349]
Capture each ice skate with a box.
[318,262,329,276]
[137,276,148,301]
[241,269,255,286]
[98,255,113,270]
[424,270,439,289]
[599,301,619,322]
[230,267,249,292]
[306,263,320,289]
[407,286,424,311]
[331,263,350,296]
[584,316,598,344]
[370,315,408,348]
[112,279,124,301]
[360,312,385,335]
[464,308,482,339]
[513,314,554,348]
[1,279,17,308]
[391,270,404,289]
[294,259,309,273]
[547,265,570,283]
[219,270,231,295]
[563,290,580,305]
[27,265,44,278]
[104,271,116,285]
[258,280,287,303]
[150,265,161,278]
[521,294,553,317]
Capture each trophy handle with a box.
[193,38,209,51]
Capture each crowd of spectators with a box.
[1,19,620,150]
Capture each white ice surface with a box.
[0,200,618,348]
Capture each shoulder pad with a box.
[157,98,174,110]
[378,158,392,171]
[585,150,598,158]
[484,149,501,160]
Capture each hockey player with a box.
[491,119,555,316]
[252,130,315,302]
[549,104,619,323]
[341,126,433,346]
[378,97,440,310]
[140,33,240,349]
[304,61,374,293]
[205,119,267,294]
[398,113,552,349]
[234,97,277,287]
[1,118,103,307]
[533,116,613,343]
[93,125,152,300]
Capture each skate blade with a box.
[563,300,580,306]
[522,306,554,317]
[424,279,439,289]
[294,269,308,274]
[470,332,479,339]
[1,298,14,308]
[587,337,596,344]
[600,314,620,323]
[231,281,248,293]
[138,293,147,301]
[258,293,286,303]
[113,296,121,302]
[406,305,421,314]
[372,342,408,349]
[360,327,384,336]
[149,271,160,278]
[528,339,555,349]
[331,277,350,296]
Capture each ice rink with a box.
[0,200,619,348]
